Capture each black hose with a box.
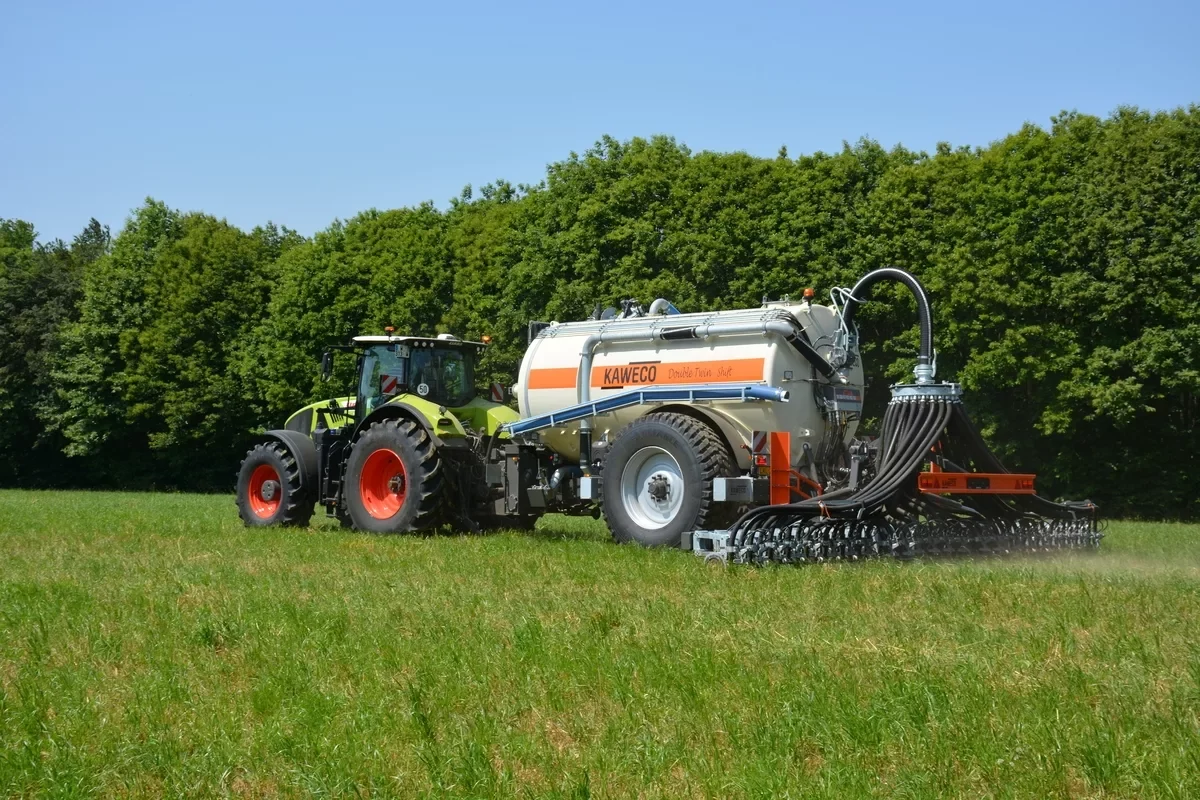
[947,404,1093,519]
[784,330,839,380]
[729,398,952,535]
[842,268,934,368]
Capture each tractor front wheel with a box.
[345,418,444,533]
[236,441,314,527]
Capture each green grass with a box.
[1,491,1198,798]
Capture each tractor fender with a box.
[260,429,319,493]
[352,402,449,448]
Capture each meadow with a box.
[1,490,1198,798]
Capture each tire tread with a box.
[347,418,444,532]
[236,441,314,528]
[602,411,736,545]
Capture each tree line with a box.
[2,106,1196,518]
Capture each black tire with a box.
[344,418,444,533]
[601,412,737,547]
[236,441,314,527]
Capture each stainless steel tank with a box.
[513,300,864,469]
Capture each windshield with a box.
[409,347,474,406]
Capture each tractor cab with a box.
[352,335,483,415]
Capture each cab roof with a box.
[351,335,486,348]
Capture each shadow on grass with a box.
[310,511,611,545]
[526,515,609,544]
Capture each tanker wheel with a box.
[236,442,314,527]
[601,412,736,547]
[345,418,444,533]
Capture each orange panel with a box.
[917,473,1037,494]
[528,358,767,392]
[769,431,791,505]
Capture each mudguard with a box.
[353,395,468,446]
[261,429,319,493]
[450,396,519,436]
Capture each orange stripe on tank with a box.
[528,358,767,392]
[526,367,579,390]
[592,357,764,389]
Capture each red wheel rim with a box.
[360,448,407,520]
[248,464,282,519]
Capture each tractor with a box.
[236,333,587,533]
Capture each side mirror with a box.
[320,351,333,381]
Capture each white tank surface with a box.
[513,300,865,469]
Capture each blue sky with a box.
[2,0,1197,243]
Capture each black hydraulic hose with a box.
[730,399,953,534]
[817,401,947,509]
[842,268,934,368]
[845,400,929,505]
[947,404,1090,518]
[919,491,987,519]
[838,402,949,512]
[784,329,839,380]
[731,402,925,535]
[875,401,904,476]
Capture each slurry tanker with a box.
[237,268,1098,562]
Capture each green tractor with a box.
[236,332,568,532]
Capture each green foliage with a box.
[52,202,291,485]
[54,200,180,464]
[0,219,104,484]
[249,205,453,421]
[4,107,1198,513]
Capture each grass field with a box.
[1,491,1198,798]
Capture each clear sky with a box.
[2,0,1197,243]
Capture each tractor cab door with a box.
[358,343,410,416]
[407,345,476,407]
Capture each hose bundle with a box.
[723,266,1098,564]
[727,393,1098,563]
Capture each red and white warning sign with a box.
[752,430,769,456]
[380,374,399,396]
[490,382,506,402]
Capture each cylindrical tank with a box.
[513,300,865,469]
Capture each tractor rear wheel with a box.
[345,418,444,533]
[236,441,314,527]
[601,412,737,547]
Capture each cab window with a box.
[359,345,407,414]
[409,347,474,406]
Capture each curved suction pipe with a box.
[841,268,935,384]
